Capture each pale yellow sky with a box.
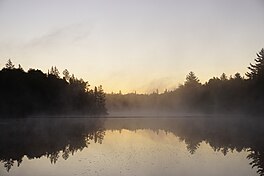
[0,0,264,93]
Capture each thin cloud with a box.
[26,23,93,49]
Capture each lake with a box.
[0,117,263,176]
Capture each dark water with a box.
[0,117,264,176]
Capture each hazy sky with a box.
[0,0,264,93]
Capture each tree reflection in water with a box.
[1,116,264,176]
[0,118,105,171]
[104,117,264,176]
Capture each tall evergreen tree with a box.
[97,85,107,113]
[50,66,60,78]
[234,73,242,80]
[220,73,228,81]
[246,48,264,80]
[5,59,15,69]
[184,71,201,87]
[62,69,70,81]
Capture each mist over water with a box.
[0,0,263,175]
[1,116,264,176]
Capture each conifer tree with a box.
[246,48,264,80]
[50,66,60,78]
[184,71,201,87]
[5,59,15,69]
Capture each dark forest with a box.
[1,48,264,117]
[0,60,107,117]
[107,48,264,115]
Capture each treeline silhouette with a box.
[0,60,107,117]
[107,48,264,115]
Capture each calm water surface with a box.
[0,117,263,176]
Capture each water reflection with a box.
[105,117,264,175]
[1,117,264,175]
[0,118,105,172]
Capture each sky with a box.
[0,0,264,93]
